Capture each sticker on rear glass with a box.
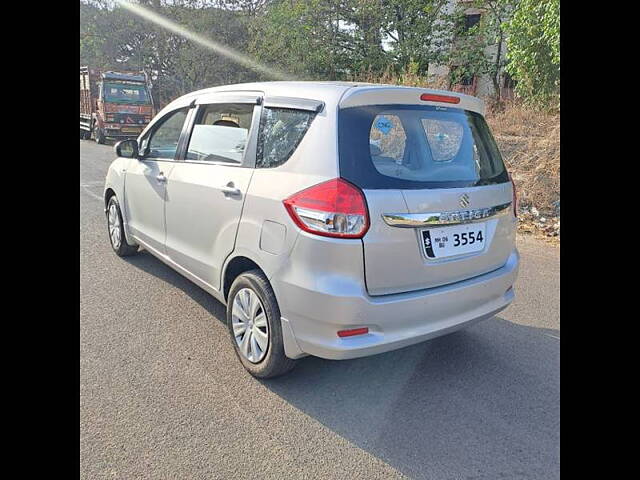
[375,116,392,135]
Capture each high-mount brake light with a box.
[283,178,370,239]
[420,93,461,104]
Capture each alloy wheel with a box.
[108,203,121,250]
[231,288,269,363]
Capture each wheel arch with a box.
[221,253,306,361]
[104,187,116,210]
[222,255,266,302]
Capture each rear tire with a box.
[227,270,296,378]
[106,196,138,257]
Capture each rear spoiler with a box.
[339,86,485,116]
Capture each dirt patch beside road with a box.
[486,103,560,242]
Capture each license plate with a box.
[121,127,141,133]
[421,223,486,259]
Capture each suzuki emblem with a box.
[459,193,470,208]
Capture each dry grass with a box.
[486,102,560,217]
[348,67,450,90]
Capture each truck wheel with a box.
[95,127,106,144]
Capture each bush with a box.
[504,0,560,107]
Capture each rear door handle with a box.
[219,182,241,196]
[156,173,167,183]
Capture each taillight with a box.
[283,178,370,239]
[509,173,518,218]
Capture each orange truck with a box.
[80,67,155,143]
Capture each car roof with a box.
[167,81,485,116]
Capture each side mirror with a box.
[115,139,139,158]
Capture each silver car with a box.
[104,82,519,378]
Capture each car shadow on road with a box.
[123,250,227,323]
[124,249,559,479]
[264,319,560,479]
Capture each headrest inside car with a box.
[213,119,240,128]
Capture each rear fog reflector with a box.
[337,327,369,338]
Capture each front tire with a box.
[94,126,106,144]
[227,270,296,378]
[106,196,138,257]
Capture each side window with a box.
[464,13,481,31]
[369,114,407,166]
[186,103,255,164]
[256,108,316,168]
[144,108,188,159]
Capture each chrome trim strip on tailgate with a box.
[381,202,512,228]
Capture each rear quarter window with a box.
[339,104,509,189]
[256,107,316,168]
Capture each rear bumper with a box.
[276,249,519,360]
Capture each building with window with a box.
[428,0,515,99]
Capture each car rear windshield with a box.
[338,104,508,189]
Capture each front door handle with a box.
[219,182,241,196]
[156,173,167,183]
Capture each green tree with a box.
[340,0,388,74]
[504,0,559,105]
[444,7,490,91]
[81,0,560,108]
[250,0,453,80]
[80,0,259,105]
[167,5,258,93]
[444,1,516,103]
[379,0,451,76]
[80,1,128,69]
[249,0,356,79]
[481,0,516,102]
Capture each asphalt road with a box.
[80,140,560,480]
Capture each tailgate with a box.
[337,91,516,296]
[362,183,515,296]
